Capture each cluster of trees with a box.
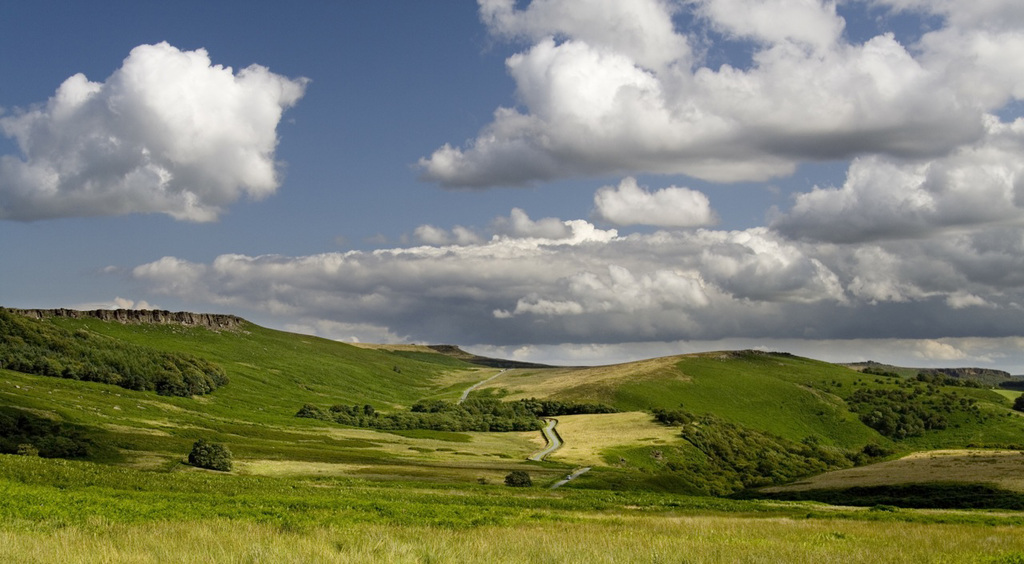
[0,409,91,459]
[846,386,977,439]
[0,309,227,397]
[652,407,876,495]
[914,372,983,388]
[860,365,986,388]
[297,398,615,432]
[514,398,618,417]
[298,399,541,432]
[861,367,901,378]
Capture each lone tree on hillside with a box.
[1013,395,1024,413]
[504,470,532,487]
[188,439,232,471]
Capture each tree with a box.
[504,470,532,487]
[1013,395,1024,413]
[188,439,232,471]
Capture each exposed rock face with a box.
[934,367,1012,379]
[9,308,245,331]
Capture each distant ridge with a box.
[844,359,1021,388]
[426,345,557,369]
[8,308,245,331]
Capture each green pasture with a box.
[3,455,1024,563]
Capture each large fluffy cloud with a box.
[772,116,1024,243]
[0,42,308,221]
[419,0,1022,187]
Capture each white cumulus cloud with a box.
[0,42,308,221]
[592,177,716,227]
[491,207,573,239]
[772,116,1024,243]
[695,0,845,52]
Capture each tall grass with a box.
[4,453,1024,562]
[3,516,1024,563]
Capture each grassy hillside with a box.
[4,311,1024,502]
[467,349,1024,496]
[475,350,1024,450]
[0,311,547,477]
[0,309,227,396]
[38,314,486,409]
[477,351,883,446]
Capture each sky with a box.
[3,0,1024,372]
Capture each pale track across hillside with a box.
[457,369,506,404]
[460,371,588,488]
[529,418,591,488]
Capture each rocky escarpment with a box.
[8,308,245,331]
[848,360,1018,387]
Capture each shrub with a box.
[504,470,532,487]
[1013,395,1024,413]
[188,439,232,472]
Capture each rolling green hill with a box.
[0,308,514,472]
[3,308,1024,501]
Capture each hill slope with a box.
[1,308,526,474]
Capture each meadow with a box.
[4,454,1024,563]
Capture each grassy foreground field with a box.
[7,515,1024,563]
[3,454,1024,563]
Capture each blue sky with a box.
[4,1,1024,372]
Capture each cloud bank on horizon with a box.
[5,1,1024,368]
[0,42,307,222]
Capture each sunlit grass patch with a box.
[766,449,1024,493]
[475,356,687,402]
[549,411,682,467]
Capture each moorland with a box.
[3,307,1024,562]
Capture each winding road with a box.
[528,418,562,462]
[459,373,589,487]
[458,369,506,404]
[528,418,591,488]
[550,466,591,489]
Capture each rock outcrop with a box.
[9,308,245,331]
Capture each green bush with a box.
[188,439,232,472]
[1013,395,1024,413]
[504,470,532,487]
